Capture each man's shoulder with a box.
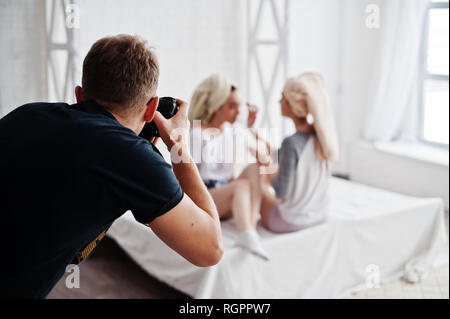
[24,101,70,112]
[1,102,69,118]
[20,101,69,108]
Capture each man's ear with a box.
[144,97,159,122]
[75,86,84,102]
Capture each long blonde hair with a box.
[283,73,339,162]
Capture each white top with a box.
[274,133,331,226]
[190,121,245,182]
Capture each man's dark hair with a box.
[82,34,159,113]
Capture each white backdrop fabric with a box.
[107,178,448,298]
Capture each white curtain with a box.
[363,0,430,142]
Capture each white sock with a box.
[235,229,269,261]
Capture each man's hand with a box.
[153,98,190,150]
[149,99,223,267]
[149,137,160,146]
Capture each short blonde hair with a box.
[188,73,235,124]
[82,35,159,112]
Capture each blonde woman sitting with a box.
[188,73,274,260]
[260,73,340,233]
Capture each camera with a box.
[139,97,180,139]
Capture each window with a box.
[420,0,449,148]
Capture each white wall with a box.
[288,0,342,115]
[285,0,385,174]
[77,0,247,103]
[287,0,343,164]
[338,0,384,174]
[0,0,46,117]
[0,0,247,114]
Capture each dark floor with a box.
[47,236,189,299]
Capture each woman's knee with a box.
[232,179,251,194]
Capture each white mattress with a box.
[106,178,449,298]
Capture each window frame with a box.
[418,1,449,149]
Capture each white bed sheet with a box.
[106,178,449,298]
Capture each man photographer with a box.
[0,35,223,298]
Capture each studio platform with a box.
[107,178,449,298]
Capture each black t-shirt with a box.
[0,100,184,298]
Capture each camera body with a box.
[139,97,179,139]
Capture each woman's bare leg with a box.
[208,179,253,232]
[208,177,269,260]
[259,173,278,230]
[236,164,264,227]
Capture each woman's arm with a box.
[245,102,276,155]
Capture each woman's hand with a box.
[256,150,273,167]
[248,127,277,159]
[263,163,279,181]
[247,103,258,128]
[259,158,279,183]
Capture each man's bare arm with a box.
[147,99,223,267]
